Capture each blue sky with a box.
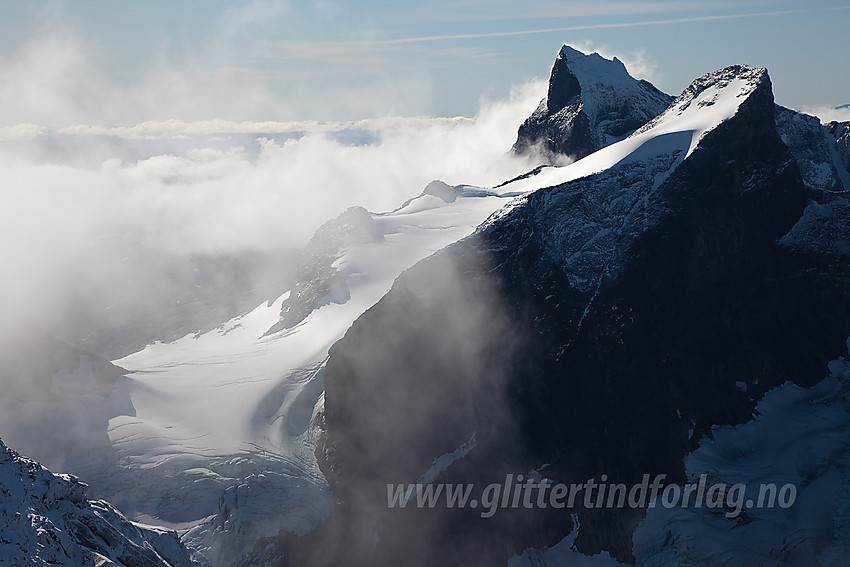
[1,0,848,125]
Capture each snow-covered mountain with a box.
[0,437,203,567]
[276,63,850,566]
[775,105,850,193]
[3,45,850,567]
[512,45,672,163]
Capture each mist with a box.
[0,22,554,559]
[0,14,548,560]
[0,43,545,400]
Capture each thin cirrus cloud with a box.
[363,1,778,24]
[262,7,819,57]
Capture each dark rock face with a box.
[545,55,582,114]
[512,46,672,163]
[267,66,850,567]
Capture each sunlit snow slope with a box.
[112,186,522,463]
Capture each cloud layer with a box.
[0,78,546,360]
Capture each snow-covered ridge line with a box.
[500,64,770,198]
[632,64,768,152]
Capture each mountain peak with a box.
[629,64,771,156]
[556,45,633,86]
[544,45,634,113]
[675,64,767,107]
[513,45,672,163]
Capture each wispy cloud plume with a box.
[796,105,850,124]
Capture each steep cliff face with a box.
[512,46,672,163]
[296,66,850,566]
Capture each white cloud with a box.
[0,19,437,127]
[0,77,545,350]
[795,105,850,124]
[46,116,471,141]
[0,124,45,141]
